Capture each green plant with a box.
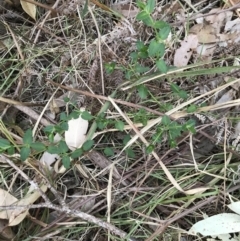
[147,115,196,153]
[0,0,196,170]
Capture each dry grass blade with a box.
[1,0,240,240]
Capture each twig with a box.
[46,79,165,116]
[0,203,136,240]
[0,155,137,240]
[172,3,240,26]
[1,155,51,204]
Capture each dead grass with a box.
[1,0,240,241]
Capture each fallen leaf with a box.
[215,89,235,104]
[190,24,218,44]
[174,34,198,67]
[0,189,18,220]
[205,8,232,33]
[111,3,139,18]
[189,213,240,236]
[50,99,60,114]
[196,43,216,61]
[228,201,240,215]
[20,0,36,20]
[225,18,240,32]
[7,184,47,226]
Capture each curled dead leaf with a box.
[20,0,36,20]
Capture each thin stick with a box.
[46,79,165,116]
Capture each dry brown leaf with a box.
[0,188,28,226]
[20,0,36,20]
[0,189,18,219]
[174,34,198,67]
[0,183,48,226]
[205,8,232,33]
[190,24,218,44]
[50,99,60,114]
[111,3,139,18]
[8,184,47,226]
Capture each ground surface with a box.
[1,0,240,240]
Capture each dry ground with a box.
[0,0,240,240]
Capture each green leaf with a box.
[136,40,146,51]
[44,125,55,134]
[104,62,116,74]
[162,115,171,125]
[158,26,171,40]
[81,0,89,17]
[135,64,150,73]
[152,132,162,143]
[115,121,125,131]
[20,146,31,161]
[136,11,149,21]
[59,140,69,154]
[59,122,69,131]
[0,138,11,150]
[154,20,168,29]
[148,39,160,57]
[7,146,15,155]
[82,140,94,151]
[169,139,177,148]
[146,144,154,154]
[81,111,93,121]
[138,51,148,59]
[179,90,188,100]
[123,134,131,145]
[145,0,155,13]
[62,156,71,169]
[125,148,135,158]
[136,0,146,10]
[168,126,181,139]
[156,43,165,57]
[170,83,180,93]
[49,133,54,143]
[48,145,61,154]
[187,104,198,113]
[137,85,148,99]
[23,129,33,145]
[125,70,134,79]
[60,112,68,121]
[30,142,46,152]
[183,119,196,134]
[104,147,114,156]
[63,97,70,103]
[69,110,80,119]
[156,59,168,73]
[130,51,139,62]
[71,148,83,159]
[97,120,107,130]
[136,11,154,26]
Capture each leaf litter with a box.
[1,0,240,240]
